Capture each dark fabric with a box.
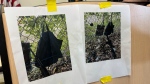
[106,36,117,59]
[35,30,63,67]
[104,22,116,59]
[104,22,114,36]
[90,23,93,26]
[95,25,105,36]
[21,43,31,71]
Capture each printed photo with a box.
[85,12,121,63]
[17,15,72,81]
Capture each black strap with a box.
[41,21,49,34]
[102,13,104,25]
[30,48,50,76]
[111,13,113,23]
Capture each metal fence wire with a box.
[84,12,121,63]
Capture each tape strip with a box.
[100,75,112,84]
[47,0,57,12]
[99,2,111,9]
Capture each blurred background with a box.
[17,0,150,6]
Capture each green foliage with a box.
[18,14,70,59]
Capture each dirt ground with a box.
[86,33,121,63]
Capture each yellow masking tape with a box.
[100,76,112,84]
[47,0,57,12]
[99,2,111,9]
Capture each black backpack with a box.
[35,23,63,67]
[104,22,114,36]
[95,25,105,36]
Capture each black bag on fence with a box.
[95,25,105,36]
[35,23,63,67]
[104,22,114,36]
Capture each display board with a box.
[2,2,150,84]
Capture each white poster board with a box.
[78,5,131,83]
[4,5,86,84]
[4,4,131,84]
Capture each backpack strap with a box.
[30,48,50,76]
[43,16,50,32]
[41,22,49,32]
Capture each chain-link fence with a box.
[85,12,121,63]
[17,14,72,81]
[18,15,70,58]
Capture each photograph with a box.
[17,14,72,81]
[85,12,121,63]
